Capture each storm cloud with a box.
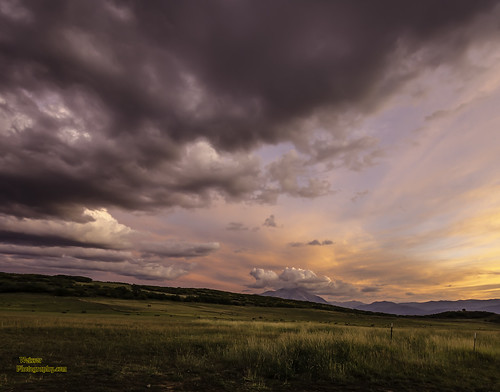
[1,0,498,220]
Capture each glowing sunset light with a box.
[1,0,500,303]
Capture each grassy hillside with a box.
[0,271,363,312]
[1,272,499,391]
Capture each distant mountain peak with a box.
[261,287,328,304]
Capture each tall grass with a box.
[1,314,499,391]
[221,322,499,384]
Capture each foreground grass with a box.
[1,294,499,391]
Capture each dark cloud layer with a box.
[0,229,109,249]
[1,0,498,221]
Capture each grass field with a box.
[1,293,499,391]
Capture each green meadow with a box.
[1,291,499,392]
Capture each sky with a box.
[1,0,500,303]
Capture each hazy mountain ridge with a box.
[331,299,500,315]
[260,288,500,316]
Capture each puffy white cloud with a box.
[249,266,359,297]
[249,268,279,288]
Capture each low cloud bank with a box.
[0,208,218,281]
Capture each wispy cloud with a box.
[263,215,279,228]
[289,240,334,247]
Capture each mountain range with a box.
[261,288,500,315]
[261,287,329,304]
[332,299,500,315]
